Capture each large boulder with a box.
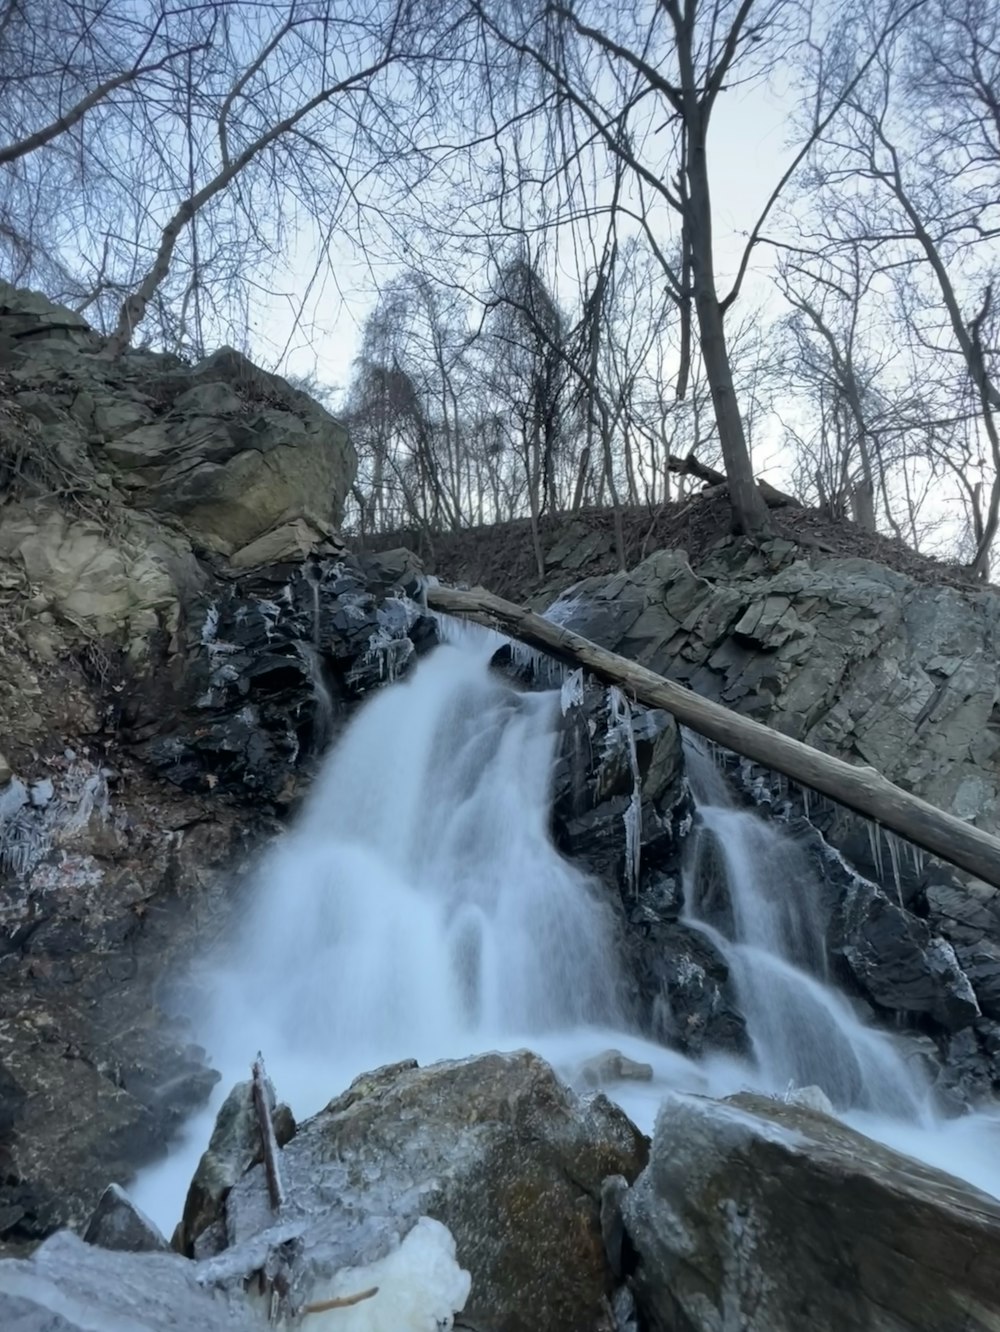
[0,1229,267,1331]
[621,1090,1000,1332]
[220,1051,648,1332]
[100,347,355,558]
[0,283,357,562]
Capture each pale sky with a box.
[252,79,797,412]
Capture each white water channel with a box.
[133,634,1000,1232]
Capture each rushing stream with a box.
[133,633,1000,1231]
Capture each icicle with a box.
[802,785,810,820]
[885,831,905,911]
[410,572,440,610]
[560,668,584,715]
[606,687,642,896]
[867,821,885,884]
[358,625,414,684]
[200,599,239,674]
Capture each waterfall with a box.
[196,641,625,1102]
[133,641,1000,1231]
[683,741,929,1120]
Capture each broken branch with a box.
[251,1054,284,1212]
[303,1287,380,1314]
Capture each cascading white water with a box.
[682,743,929,1120]
[133,637,1000,1232]
[686,813,930,1119]
[213,641,625,1079]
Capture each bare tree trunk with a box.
[571,445,591,513]
[427,582,1000,889]
[683,97,770,537]
[850,481,876,531]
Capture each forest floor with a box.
[359,490,985,604]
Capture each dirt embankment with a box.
[359,493,982,605]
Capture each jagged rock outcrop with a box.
[0,282,355,563]
[620,1090,1000,1332]
[0,550,436,1251]
[0,282,435,1250]
[551,543,999,834]
[548,542,1000,1099]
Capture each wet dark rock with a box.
[622,1090,1000,1332]
[549,683,690,893]
[832,877,980,1031]
[124,554,439,805]
[83,1184,169,1254]
[633,919,748,1058]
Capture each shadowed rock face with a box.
[552,544,1000,836]
[0,280,435,1257]
[0,552,440,1253]
[621,1091,1000,1332]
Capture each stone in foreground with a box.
[223,1050,648,1332]
[622,1091,1000,1332]
[0,1229,266,1331]
[82,1183,169,1254]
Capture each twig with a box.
[302,1287,380,1314]
[251,1054,284,1212]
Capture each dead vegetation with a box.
[361,492,985,605]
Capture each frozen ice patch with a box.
[305,1217,470,1332]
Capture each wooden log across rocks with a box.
[426,582,1000,891]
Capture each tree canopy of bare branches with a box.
[3,0,998,573]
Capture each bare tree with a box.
[797,0,1000,575]
[777,246,899,531]
[1,1,455,362]
[0,0,214,299]
[457,0,925,537]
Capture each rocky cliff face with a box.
[0,282,390,1250]
[549,544,999,833]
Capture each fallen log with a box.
[426,583,1000,891]
[666,452,800,508]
